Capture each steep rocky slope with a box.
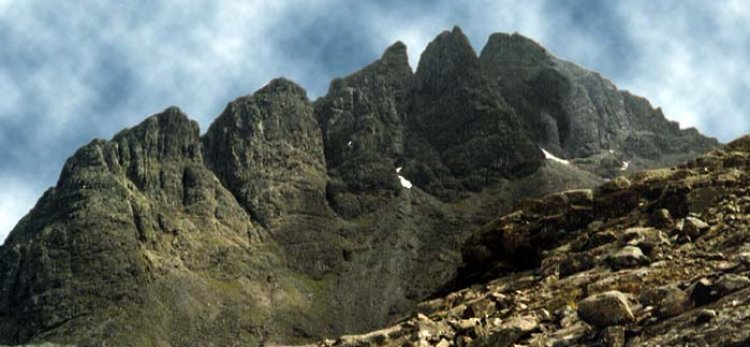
[319,135,750,347]
[0,27,718,346]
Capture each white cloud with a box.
[463,0,549,42]
[365,0,551,69]
[0,177,39,242]
[614,1,750,140]
[98,1,298,125]
[0,73,21,117]
[379,27,433,71]
[0,0,12,14]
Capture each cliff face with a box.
[407,27,542,200]
[316,41,412,218]
[480,33,717,177]
[0,108,284,345]
[0,27,719,346]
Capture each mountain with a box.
[0,27,718,346]
[318,135,750,347]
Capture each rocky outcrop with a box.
[407,27,542,200]
[480,33,718,177]
[0,27,719,346]
[318,136,750,346]
[0,108,287,346]
[204,78,329,231]
[316,42,412,218]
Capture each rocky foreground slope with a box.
[319,136,750,347]
[0,27,717,346]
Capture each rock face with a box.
[0,27,719,346]
[408,27,543,200]
[319,135,750,347]
[204,78,329,231]
[316,41,412,217]
[0,108,286,346]
[480,33,717,177]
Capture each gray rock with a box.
[715,274,750,295]
[650,208,674,228]
[577,291,636,327]
[640,286,691,318]
[623,227,670,256]
[475,316,539,347]
[683,217,709,238]
[607,246,650,270]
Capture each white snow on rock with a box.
[347,140,353,147]
[608,149,615,154]
[621,161,630,171]
[395,167,411,188]
[541,148,570,165]
[398,175,412,189]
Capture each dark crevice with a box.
[200,150,270,232]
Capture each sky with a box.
[1,0,749,242]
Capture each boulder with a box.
[649,208,674,228]
[577,291,635,327]
[607,246,649,270]
[715,274,750,295]
[683,217,709,238]
[475,316,539,347]
[622,227,670,255]
[640,286,691,318]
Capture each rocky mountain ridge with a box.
[0,27,718,346]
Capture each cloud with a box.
[0,72,21,117]
[0,1,748,242]
[0,176,39,240]
[612,1,750,140]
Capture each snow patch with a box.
[398,175,412,189]
[395,167,411,188]
[608,149,615,154]
[347,140,352,147]
[541,148,570,165]
[621,161,630,171]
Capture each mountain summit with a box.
[0,27,718,346]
